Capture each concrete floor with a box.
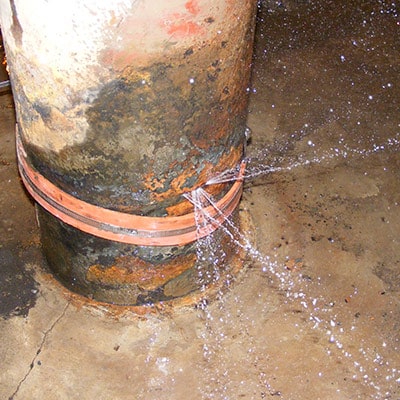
[1,1,399,399]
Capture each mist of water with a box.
[184,130,400,399]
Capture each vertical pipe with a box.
[0,0,257,306]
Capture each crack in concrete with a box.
[8,301,70,400]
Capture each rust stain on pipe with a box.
[87,253,196,292]
[1,0,258,306]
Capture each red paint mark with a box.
[167,21,203,37]
[160,1,204,39]
[185,0,200,15]
[170,12,185,20]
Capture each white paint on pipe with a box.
[0,0,136,151]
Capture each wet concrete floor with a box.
[1,1,399,399]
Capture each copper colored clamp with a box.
[16,132,245,247]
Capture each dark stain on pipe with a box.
[9,0,23,46]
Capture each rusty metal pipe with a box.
[0,0,257,306]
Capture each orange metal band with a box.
[16,133,245,246]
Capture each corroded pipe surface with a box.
[0,0,257,305]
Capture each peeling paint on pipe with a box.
[0,0,257,306]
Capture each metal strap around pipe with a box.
[16,129,245,247]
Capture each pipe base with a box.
[37,204,250,307]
